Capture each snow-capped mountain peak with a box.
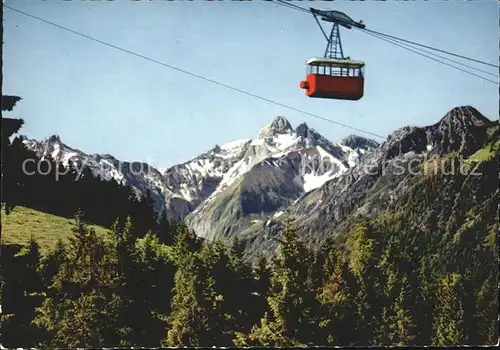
[19,116,379,224]
[257,116,294,138]
[20,134,168,213]
[186,117,379,240]
[47,134,62,143]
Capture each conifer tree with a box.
[415,253,438,344]
[386,274,418,346]
[165,223,207,347]
[346,221,384,345]
[1,236,44,347]
[473,272,498,345]
[156,209,174,244]
[227,237,256,333]
[198,240,235,346]
[253,254,271,300]
[1,95,23,209]
[432,273,466,346]
[133,231,175,346]
[317,258,356,346]
[40,238,67,287]
[241,215,322,346]
[22,235,43,294]
[107,216,138,346]
[34,210,124,347]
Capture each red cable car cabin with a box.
[300,57,365,100]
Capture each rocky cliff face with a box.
[240,106,497,257]
[20,116,376,225]
[185,116,377,242]
[21,105,495,257]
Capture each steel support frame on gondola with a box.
[312,12,345,60]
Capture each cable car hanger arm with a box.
[312,12,330,42]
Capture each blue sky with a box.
[4,0,499,168]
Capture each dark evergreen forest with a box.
[1,95,497,347]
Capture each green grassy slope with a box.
[1,205,109,255]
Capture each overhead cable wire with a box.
[360,27,499,69]
[361,30,499,85]
[366,31,499,79]
[269,0,500,72]
[4,5,386,140]
[270,0,311,14]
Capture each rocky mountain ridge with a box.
[20,105,495,256]
[20,116,377,224]
[240,106,497,256]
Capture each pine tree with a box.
[1,94,25,215]
[317,258,356,345]
[198,240,235,346]
[22,235,43,294]
[307,237,336,292]
[253,254,271,300]
[164,223,207,347]
[473,272,498,345]
[134,231,175,346]
[40,238,67,287]
[346,221,384,345]
[34,210,124,347]
[1,237,44,347]
[387,274,418,346]
[242,215,322,346]
[226,237,257,333]
[156,209,174,244]
[108,217,137,346]
[415,254,438,345]
[432,273,466,346]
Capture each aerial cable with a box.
[366,31,499,79]
[360,27,499,69]
[269,0,499,70]
[362,30,498,85]
[271,0,311,14]
[271,1,498,84]
[4,5,386,140]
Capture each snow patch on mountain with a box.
[303,172,334,193]
[187,117,380,241]
[298,146,349,193]
[220,138,250,151]
[19,116,379,222]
